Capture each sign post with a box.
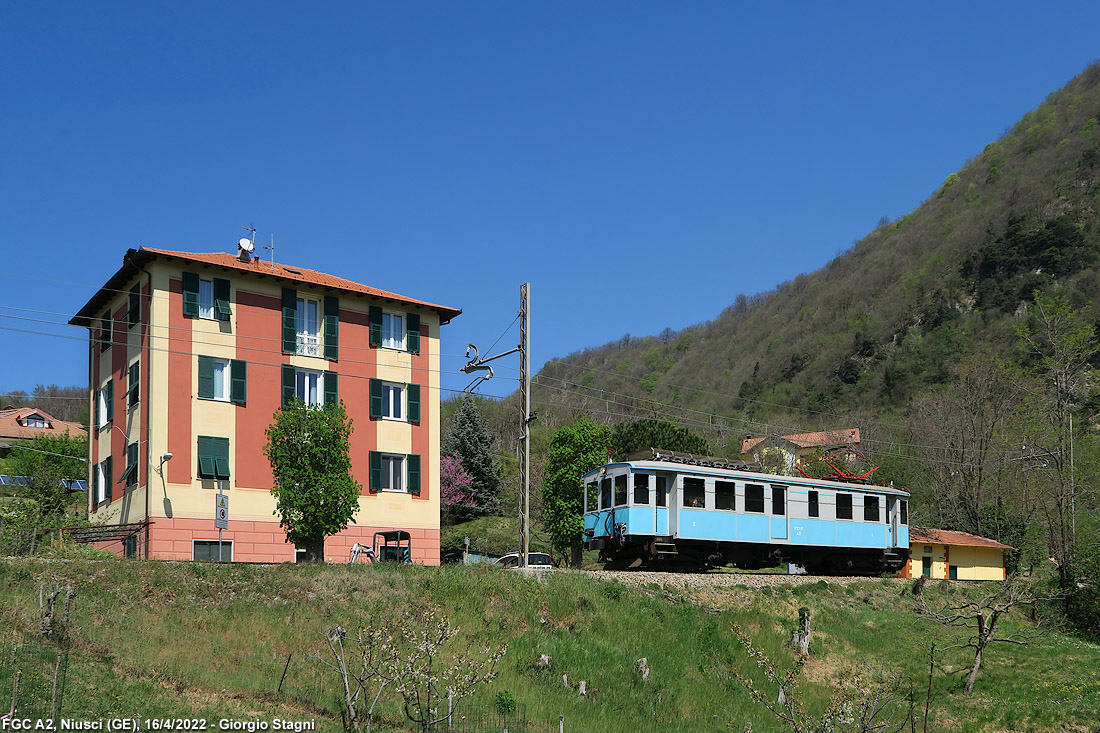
[215,491,229,562]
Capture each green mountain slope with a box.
[536,62,1100,433]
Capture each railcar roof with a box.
[582,460,910,497]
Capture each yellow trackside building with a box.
[899,528,1012,581]
[70,246,460,564]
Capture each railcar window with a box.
[745,484,765,513]
[683,477,705,508]
[615,475,628,506]
[864,496,880,522]
[715,481,736,510]
[836,493,853,520]
[586,482,598,512]
[900,500,908,525]
[634,474,650,505]
[601,478,612,510]
[656,476,667,507]
[772,485,786,515]
[808,490,819,517]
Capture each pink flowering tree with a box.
[440,454,475,524]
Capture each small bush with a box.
[494,690,517,715]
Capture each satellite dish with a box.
[238,238,255,252]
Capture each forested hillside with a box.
[537,62,1100,431]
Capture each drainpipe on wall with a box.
[139,265,152,560]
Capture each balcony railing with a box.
[296,333,321,357]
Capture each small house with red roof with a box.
[899,528,1012,581]
[69,245,460,563]
[0,406,87,451]
[740,428,861,476]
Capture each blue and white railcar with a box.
[582,451,910,573]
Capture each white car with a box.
[494,552,554,570]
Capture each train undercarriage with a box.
[590,536,909,575]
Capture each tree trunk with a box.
[964,645,984,694]
[570,546,583,568]
[299,539,325,563]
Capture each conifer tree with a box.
[441,396,503,518]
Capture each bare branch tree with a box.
[916,580,1055,694]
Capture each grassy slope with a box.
[1,558,1098,732]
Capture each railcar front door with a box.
[886,497,899,548]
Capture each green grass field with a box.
[0,557,1096,732]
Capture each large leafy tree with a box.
[542,417,609,567]
[441,396,503,518]
[609,418,709,458]
[264,400,361,562]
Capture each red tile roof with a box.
[741,428,860,454]
[910,528,1013,550]
[0,406,87,444]
[72,247,462,326]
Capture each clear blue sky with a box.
[2,2,1099,406]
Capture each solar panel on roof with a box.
[0,476,10,485]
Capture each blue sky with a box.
[2,2,1099,407]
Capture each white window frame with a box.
[198,278,215,320]
[96,461,106,503]
[295,369,324,407]
[382,382,405,420]
[381,311,405,350]
[96,389,108,429]
[296,297,321,356]
[381,453,405,492]
[212,358,231,402]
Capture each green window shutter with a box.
[407,454,421,495]
[105,380,114,422]
[281,365,295,408]
[104,456,112,500]
[230,360,247,403]
[198,356,214,399]
[122,443,138,487]
[214,278,232,320]
[127,362,140,407]
[324,296,339,360]
[183,272,200,318]
[214,437,230,480]
[100,312,111,352]
[197,436,214,479]
[369,451,382,493]
[94,388,101,427]
[369,378,383,419]
[129,286,140,326]
[92,463,99,506]
[281,288,297,353]
[369,306,382,347]
[324,371,338,407]
[406,313,421,354]
[407,383,421,424]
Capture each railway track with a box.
[584,568,897,592]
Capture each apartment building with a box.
[70,246,460,563]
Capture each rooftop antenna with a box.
[263,233,275,265]
[237,226,256,263]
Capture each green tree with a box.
[9,432,87,520]
[1013,287,1100,588]
[263,400,361,562]
[542,417,609,567]
[609,418,710,458]
[441,396,503,518]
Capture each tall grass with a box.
[0,559,1096,732]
